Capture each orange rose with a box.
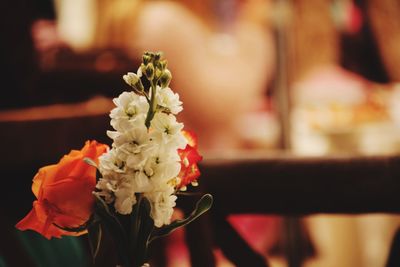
[16,140,108,239]
[178,130,202,188]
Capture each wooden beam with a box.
[200,153,400,214]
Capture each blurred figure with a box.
[288,1,400,267]
[87,0,279,151]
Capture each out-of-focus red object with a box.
[178,130,203,188]
[228,215,282,255]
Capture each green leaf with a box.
[94,193,111,214]
[133,197,154,267]
[53,214,94,232]
[94,194,131,266]
[87,221,102,261]
[53,222,89,233]
[130,195,142,251]
[149,194,213,242]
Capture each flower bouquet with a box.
[16,52,213,267]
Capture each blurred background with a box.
[1,0,400,266]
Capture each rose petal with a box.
[32,164,57,198]
[16,201,64,239]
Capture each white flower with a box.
[110,92,149,131]
[150,113,187,149]
[123,72,139,86]
[107,120,149,161]
[98,149,127,175]
[96,65,195,222]
[141,148,181,184]
[114,182,137,214]
[126,150,148,170]
[157,86,183,114]
[134,170,153,192]
[145,184,177,227]
[151,113,182,135]
[95,179,116,203]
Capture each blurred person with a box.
[85,0,279,151]
[289,1,400,266]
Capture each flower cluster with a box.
[96,52,202,227]
[16,52,211,267]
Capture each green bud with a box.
[155,68,162,80]
[123,72,145,93]
[159,69,172,88]
[123,72,139,86]
[156,60,167,71]
[134,79,145,92]
[154,52,162,62]
[144,63,155,80]
[143,54,152,65]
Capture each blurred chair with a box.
[386,227,400,267]
[181,152,400,267]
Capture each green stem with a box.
[145,81,157,128]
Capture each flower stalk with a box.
[145,80,157,128]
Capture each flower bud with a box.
[154,52,161,62]
[143,54,152,65]
[156,60,167,71]
[155,68,162,80]
[144,63,155,80]
[159,69,172,88]
[123,72,139,86]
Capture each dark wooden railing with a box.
[180,152,400,267]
